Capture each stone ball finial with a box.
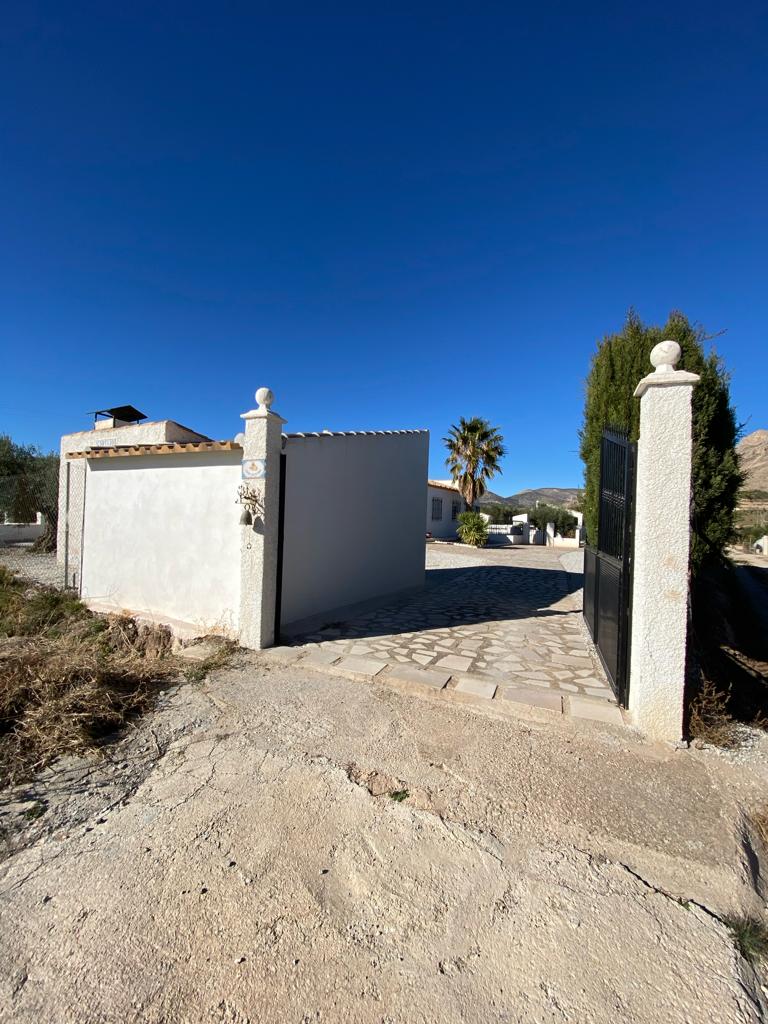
[255,387,274,410]
[650,340,681,374]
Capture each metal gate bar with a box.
[583,428,636,706]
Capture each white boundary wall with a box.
[0,513,45,544]
[280,431,428,632]
[58,419,209,574]
[80,451,242,637]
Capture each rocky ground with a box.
[1,649,768,1023]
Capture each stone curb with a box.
[254,646,627,730]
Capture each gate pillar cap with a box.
[650,340,681,373]
[634,343,700,398]
[241,386,287,423]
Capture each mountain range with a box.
[737,429,768,493]
[477,487,581,509]
[471,429,768,510]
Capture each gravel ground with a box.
[1,652,767,1023]
[0,546,63,588]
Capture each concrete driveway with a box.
[284,544,622,726]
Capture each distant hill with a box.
[477,487,581,509]
[738,429,768,493]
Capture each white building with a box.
[57,405,210,588]
[59,392,429,646]
[426,479,468,539]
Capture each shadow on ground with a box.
[288,562,584,644]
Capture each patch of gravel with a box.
[694,724,768,768]
[425,543,492,570]
[0,547,63,589]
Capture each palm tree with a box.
[444,417,506,511]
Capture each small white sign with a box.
[242,458,266,479]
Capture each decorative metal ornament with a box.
[236,483,264,524]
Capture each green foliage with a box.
[723,914,768,963]
[0,434,60,551]
[182,641,237,683]
[528,504,578,537]
[444,417,505,509]
[389,789,409,802]
[579,311,742,573]
[482,502,522,524]
[0,566,88,639]
[737,520,768,546]
[456,511,488,548]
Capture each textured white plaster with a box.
[628,370,699,743]
[280,431,428,630]
[57,420,209,571]
[426,481,463,539]
[237,397,286,650]
[79,451,241,637]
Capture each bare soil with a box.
[1,651,768,1023]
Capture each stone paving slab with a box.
[334,656,388,677]
[281,546,626,728]
[302,648,342,667]
[501,686,564,713]
[382,666,451,690]
[569,696,625,725]
[454,676,497,700]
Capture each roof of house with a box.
[90,405,147,422]
[68,441,240,459]
[284,429,428,439]
[428,479,460,492]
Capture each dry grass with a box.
[0,568,179,788]
[723,914,768,963]
[182,641,237,683]
[749,806,768,847]
[688,678,740,748]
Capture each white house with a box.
[426,479,468,539]
[60,390,429,647]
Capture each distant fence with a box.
[0,471,65,588]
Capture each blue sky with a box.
[2,3,766,493]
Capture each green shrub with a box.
[579,310,742,573]
[457,511,488,548]
[723,914,768,963]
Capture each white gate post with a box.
[628,342,699,743]
[237,387,286,650]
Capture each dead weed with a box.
[0,569,178,787]
[688,678,740,748]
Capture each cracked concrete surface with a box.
[1,655,768,1023]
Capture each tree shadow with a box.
[294,563,584,644]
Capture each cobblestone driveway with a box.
[287,544,620,721]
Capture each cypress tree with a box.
[579,310,742,574]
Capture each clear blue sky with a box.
[2,3,766,493]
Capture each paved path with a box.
[284,544,622,725]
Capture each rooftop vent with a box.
[90,405,147,431]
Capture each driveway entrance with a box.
[287,544,622,724]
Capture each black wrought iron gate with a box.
[583,428,636,706]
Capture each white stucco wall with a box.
[80,451,241,637]
[57,420,210,570]
[280,431,429,631]
[427,484,463,538]
[0,517,45,544]
[628,358,699,743]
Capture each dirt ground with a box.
[2,652,768,1023]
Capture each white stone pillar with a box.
[237,387,286,650]
[628,341,699,743]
